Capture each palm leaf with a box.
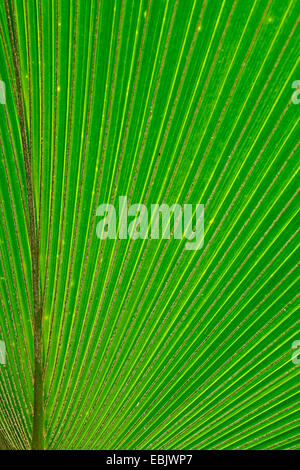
[0,0,299,450]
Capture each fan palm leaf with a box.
[0,0,299,450]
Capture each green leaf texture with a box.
[0,0,299,450]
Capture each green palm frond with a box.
[0,0,299,450]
